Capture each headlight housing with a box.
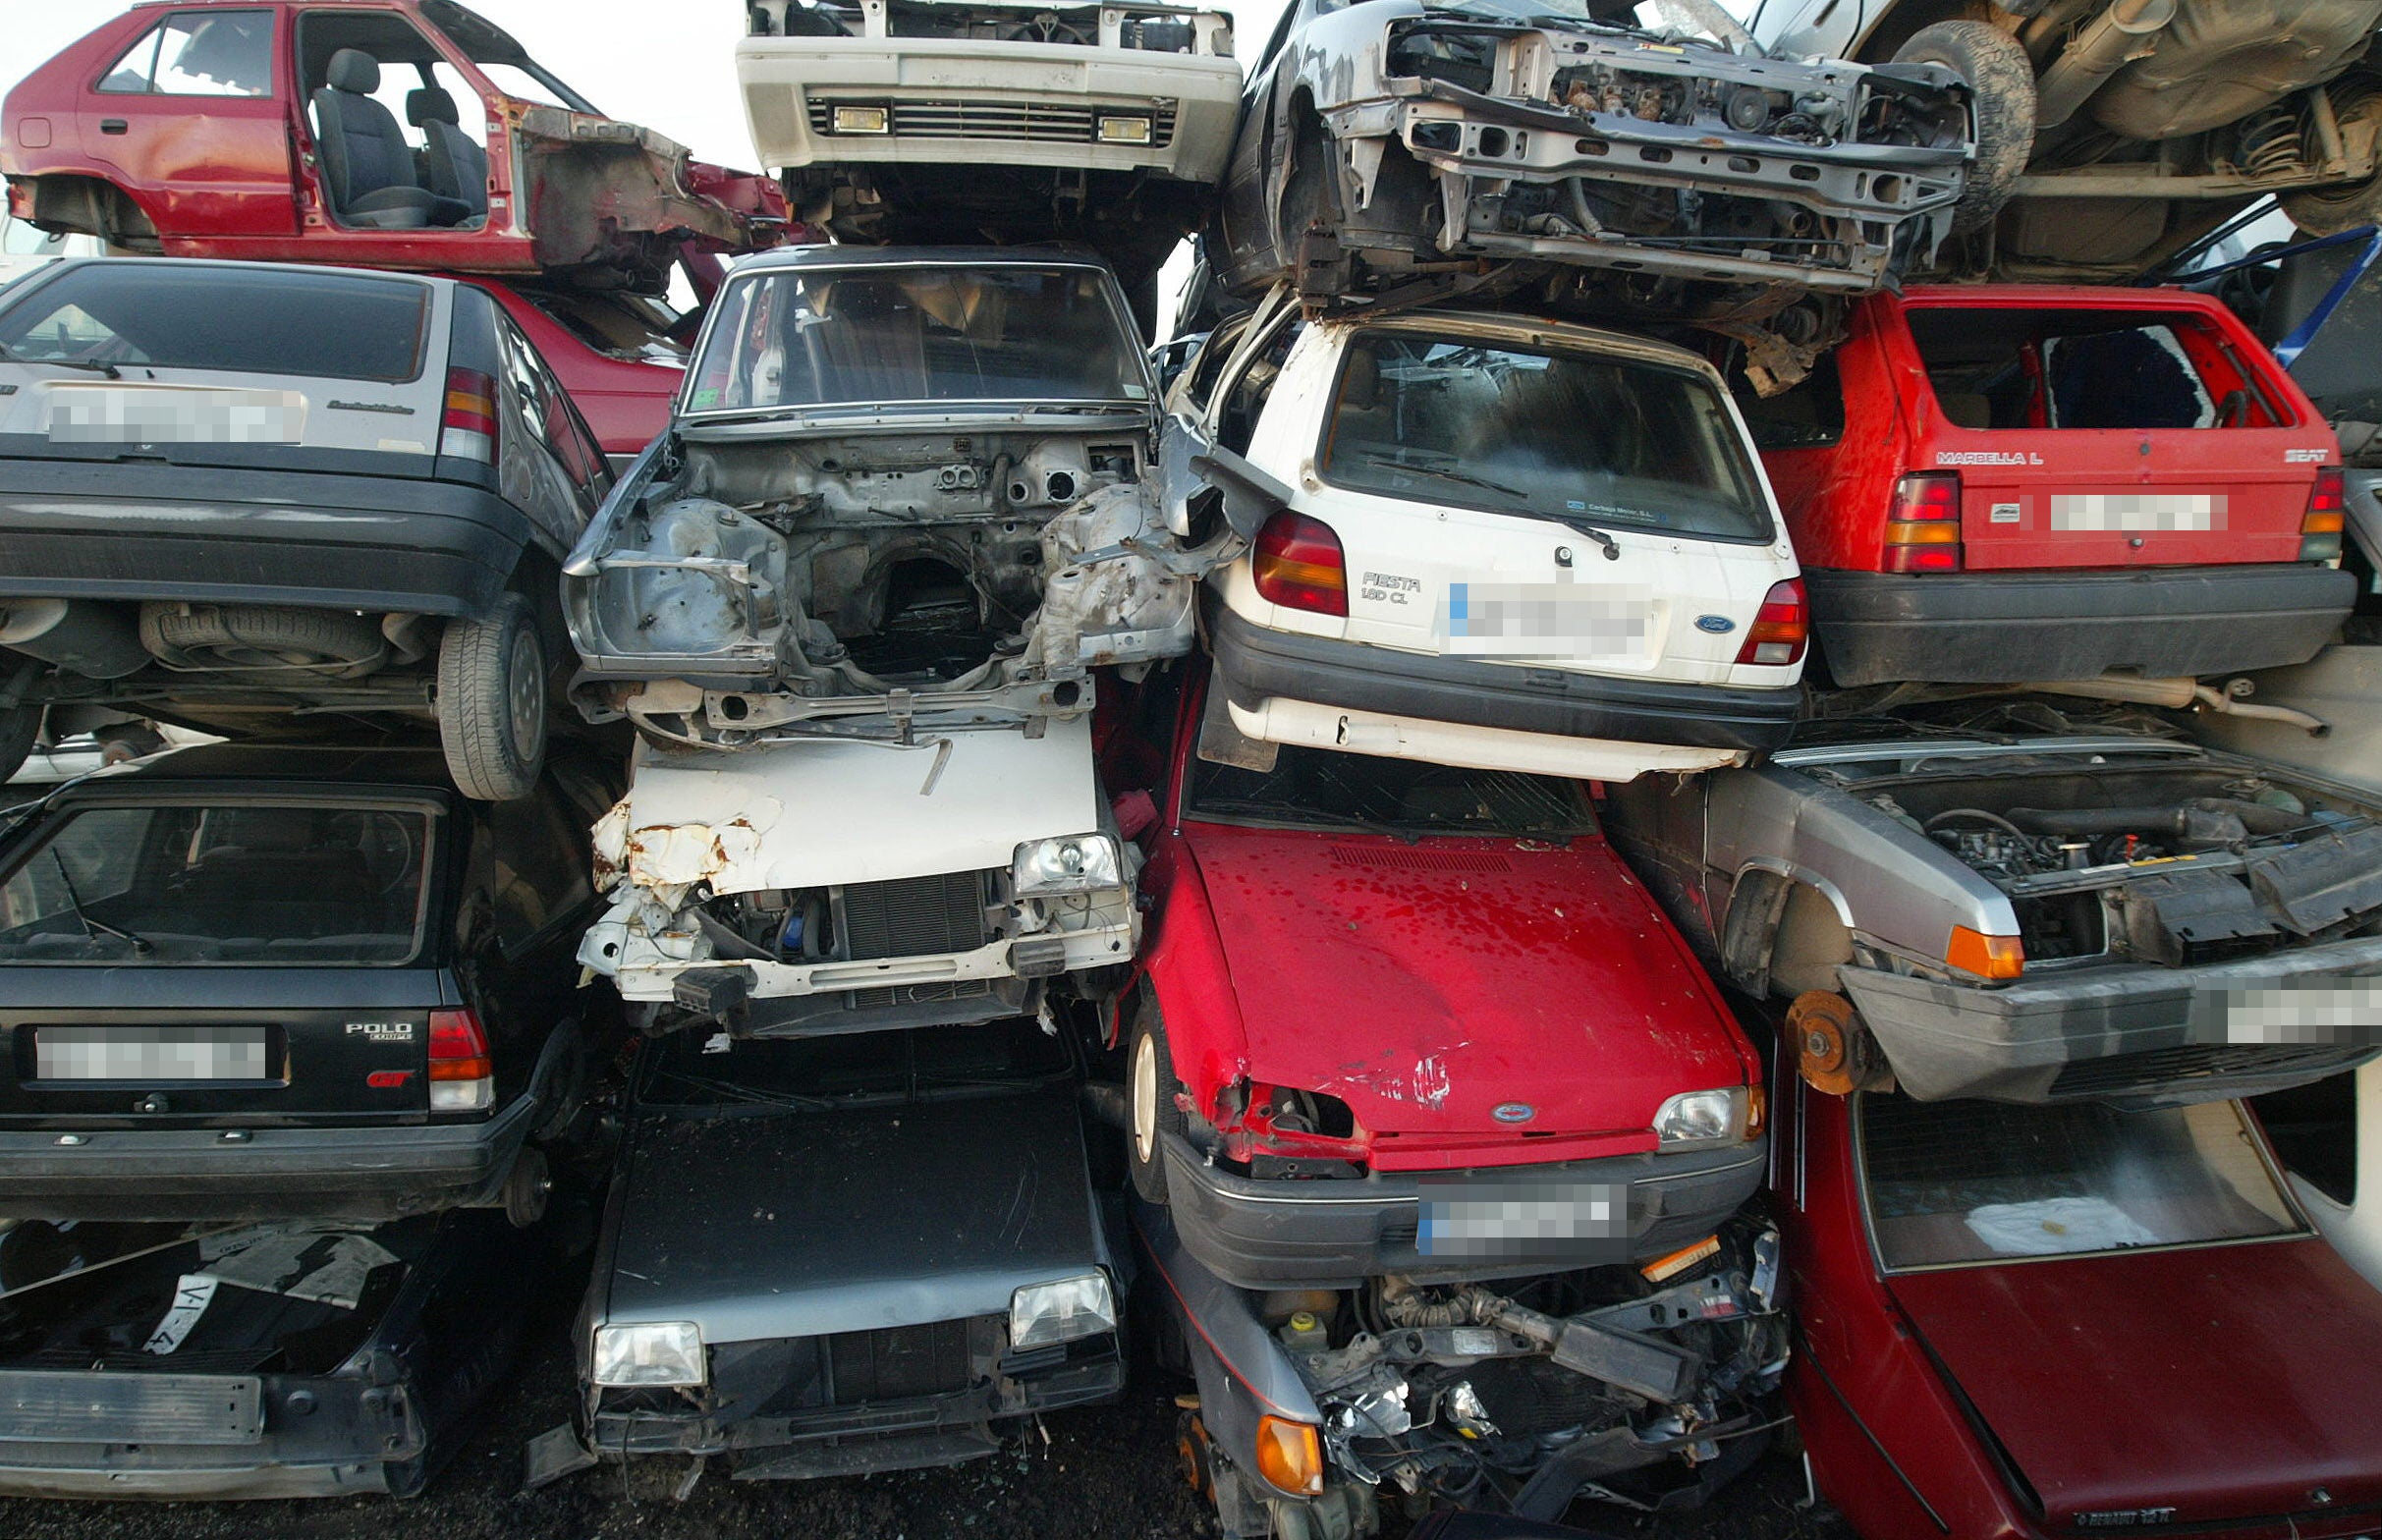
[1010,1272,1116,1350]
[1653,1086,1749,1149]
[1012,833,1123,897]
[591,1320,706,1388]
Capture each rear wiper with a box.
[1358,452,1621,558]
[48,851,151,958]
[0,341,120,380]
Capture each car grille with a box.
[825,1320,975,1403]
[807,97,1178,148]
[847,979,995,1011]
[2046,1042,2373,1101]
[840,871,992,960]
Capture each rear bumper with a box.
[1208,601,1801,757]
[1157,1130,1767,1291]
[0,457,532,618]
[1804,566,2356,688]
[1837,933,2382,1105]
[0,1093,537,1222]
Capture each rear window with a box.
[0,265,430,383]
[1858,1094,2301,1271]
[1317,330,1774,541]
[635,1018,1073,1114]
[1186,723,1596,841]
[1904,305,2291,432]
[0,801,434,965]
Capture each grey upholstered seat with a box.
[310,49,470,230]
[408,85,489,218]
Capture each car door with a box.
[1214,0,1307,288]
[82,6,298,240]
[491,309,602,555]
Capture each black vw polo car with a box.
[0,738,616,1223]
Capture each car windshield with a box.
[635,1018,1073,1115]
[1318,329,1773,541]
[1858,1095,2301,1271]
[683,264,1150,414]
[0,265,429,383]
[1186,726,1595,840]
[0,801,434,966]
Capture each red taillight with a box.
[1251,512,1349,617]
[1884,471,1962,573]
[2303,466,2347,561]
[427,1007,493,1112]
[441,367,499,465]
[1736,578,1808,667]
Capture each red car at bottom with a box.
[1780,1075,2382,1538]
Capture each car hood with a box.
[1181,822,1747,1146]
[602,1086,1106,1343]
[1890,1239,2382,1527]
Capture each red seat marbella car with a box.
[1778,1074,2382,1540]
[1101,664,1782,1538]
[1742,286,2358,688]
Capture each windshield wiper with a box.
[0,341,121,380]
[1358,452,1622,558]
[48,851,151,958]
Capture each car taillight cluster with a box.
[1883,471,1961,573]
[1736,578,1808,667]
[440,367,499,465]
[2302,466,2347,563]
[1252,512,1349,617]
[427,1007,494,1112]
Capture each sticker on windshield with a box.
[1447,582,1648,657]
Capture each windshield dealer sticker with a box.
[143,1274,220,1355]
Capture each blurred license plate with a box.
[1417,1179,1628,1259]
[1446,583,1647,656]
[46,387,304,445]
[35,1026,270,1082]
[2197,979,2382,1044]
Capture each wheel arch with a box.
[16,171,162,249]
[1719,861,1856,999]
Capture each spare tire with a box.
[1895,20,2037,237]
[139,602,384,681]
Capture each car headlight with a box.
[1653,1087,1748,1149]
[1013,833,1123,897]
[1010,1272,1116,1350]
[591,1320,706,1388]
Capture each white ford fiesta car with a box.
[1159,288,1808,782]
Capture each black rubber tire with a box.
[436,592,546,802]
[1128,995,1188,1207]
[1894,20,2036,236]
[0,706,39,785]
[139,601,383,678]
[2286,79,2382,235]
[503,1144,551,1230]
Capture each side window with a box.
[1730,351,1845,451]
[1215,324,1298,456]
[498,318,606,507]
[101,11,275,97]
[486,796,591,949]
[1178,314,1250,418]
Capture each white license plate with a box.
[2202,979,2382,1043]
[1417,1179,1628,1258]
[45,387,305,446]
[1446,582,1648,657]
[2049,493,2224,532]
[34,1026,270,1082]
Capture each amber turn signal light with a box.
[1947,925,2024,980]
[1254,1415,1325,1496]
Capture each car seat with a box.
[310,49,471,230]
[408,86,488,218]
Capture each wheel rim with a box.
[1131,1031,1158,1165]
[507,624,544,762]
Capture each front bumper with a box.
[1838,933,2382,1105]
[0,1367,422,1501]
[1805,566,2357,688]
[738,36,1244,182]
[0,1093,537,1222]
[1157,1129,1768,1290]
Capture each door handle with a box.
[99,119,128,135]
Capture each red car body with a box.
[467,277,685,462]
[1777,1075,2382,1539]
[1747,285,2357,687]
[1,0,785,277]
[1104,666,1767,1290]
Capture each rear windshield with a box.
[684,264,1149,413]
[1317,330,1773,541]
[1186,723,1596,841]
[635,1018,1073,1114]
[0,801,434,965]
[1904,305,2291,431]
[1858,1094,2300,1271]
[0,265,430,383]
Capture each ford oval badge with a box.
[1694,614,1736,634]
[1491,1102,1536,1124]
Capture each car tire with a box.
[503,1143,552,1229]
[0,705,39,784]
[1893,20,2035,236]
[2286,77,2382,235]
[437,593,546,802]
[140,602,384,679]
[1129,998,1188,1206]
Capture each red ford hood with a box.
[1181,823,1748,1152]
[1891,1239,2382,1527]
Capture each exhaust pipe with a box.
[0,599,149,680]
[2034,0,2177,134]
[2022,673,2330,735]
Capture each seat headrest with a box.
[1937,392,1993,430]
[326,48,380,94]
[407,86,460,127]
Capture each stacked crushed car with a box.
[8,0,2382,1535]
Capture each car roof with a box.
[725,243,1117,277]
